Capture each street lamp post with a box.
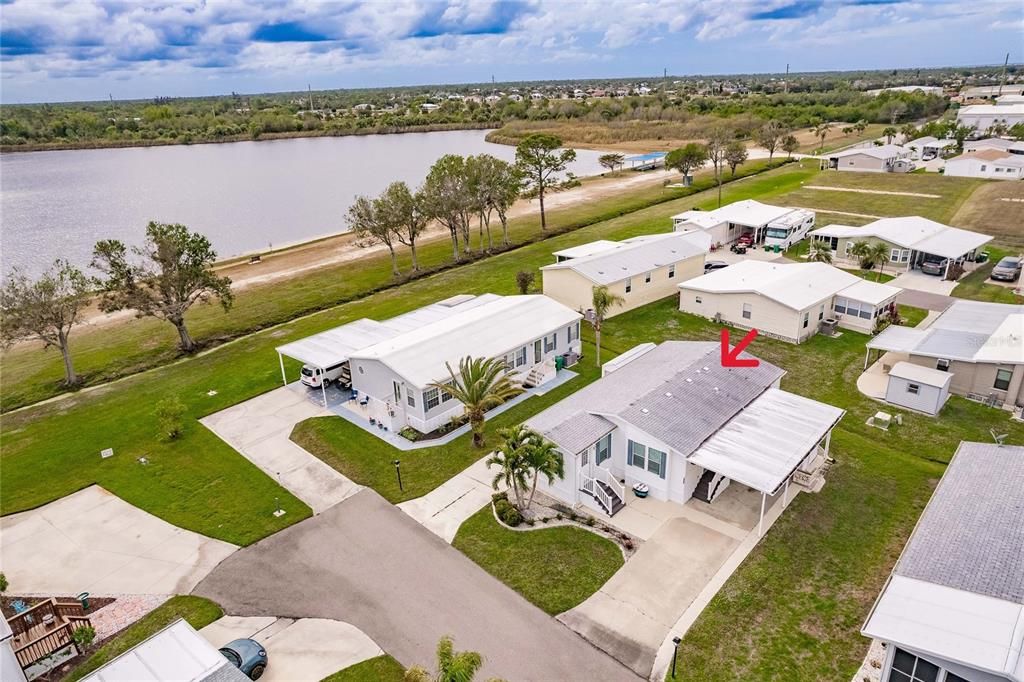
[671,636,681,679]
[393,460,403,492]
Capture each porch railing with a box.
[7,598,91,669]
[594,467,624,502]
[581,474,612,515]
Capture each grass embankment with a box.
[950,179,1024,248]
[797,124,888,153]
[952,245,1022,304]
[320,655,405,682]
[452,506,624,615]
[1,158,789,412]
[67,597,223,681]
[0,162,808,543]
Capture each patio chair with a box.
[349,389,358,403]
[359,395,370,407]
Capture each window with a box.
[424,387,440,411]
[819,305,824,321]
[534,338,542,362]
[644,271,652,284]
[802,311,809,329]
[995,368,1013,391]
[544,333,557,353]
[625,278,632,293]
[516,346,527,367]
[628,440,646,468]
[859,304,872,320]
[889,648,939,682]
[441,381,455,403]
[596,433,611,464]
[646,448,667,478]
[407,390,416,408]
[845,242,854,256]
[668,264,676,279]
[996,166,1004,172]
[944,674,968,682]
[695,296,702,304]
[393,381,402,404]
[907,383,920,395]
[936,358,950,372]
[581,449,589,467]
[980,164,987,171]
[890,248,902,262]
[742,303,752,320]
[834,297,847,315]
[567,322,579,344]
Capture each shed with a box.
[884,361,952,416]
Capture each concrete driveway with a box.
[201,385,360,514]
[193,489,637,682]
[890,270,957,296]
[397,456,498,543]
[896,287,954,312]
[200,616,383,682]
[0,486,236,595]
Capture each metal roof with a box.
[350,295,581,387]
[810,216,992,258]
[887,361,953,387]
[828,144,907,160]
[276,294,501,369]
[671,199,806,229]
[678,261,898,311]
[862,442,1024,681]
[80,619,247,682]
[686,388,844,494]
[867,326,930,353]
[551,240,620,260]
[542,232,709,285]
[870,301,1024,363]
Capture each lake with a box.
[0,130,613,276]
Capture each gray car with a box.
[991,256,1022,282]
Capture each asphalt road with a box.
[194,489,638,682]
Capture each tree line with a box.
[345,133,575,276]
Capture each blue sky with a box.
[0,0,1020,103]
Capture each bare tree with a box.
[346,194,400,277]
[91,222,233,353]
[754,121,786,162]
[0,259,92,386]
[704,127,732,207]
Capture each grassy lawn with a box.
[67,596,223,682]
[798,124,888,153]
[898,304,928,327]
[0,159,788,412]
[0,162,810,544]
[321,655,405,682]
[950,179,1024,248]
[773,171,984,223]
[452,505,624,615]
[842,268,895,283]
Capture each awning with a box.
[275,318,402,369]
[867,325,929,353]
[687,388,845,495]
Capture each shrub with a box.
[153,397,186,441]
[624,539,634,551]
[585,517,596,527]
[524,518,535,526]
[73,624,96,649]
[501,506,523,527]
[491,491,508,503]
[0,572,7,594]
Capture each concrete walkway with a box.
[896,288,954,312]
[200,615,383,682]
[398,456,498,543]
[194,489,638,681]
[0,486,237,595]
[201,385,361,514]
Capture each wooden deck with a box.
[7,598,92,669]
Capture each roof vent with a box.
[665,392,673,397]
[641,408,650,414]
[713,387,720,393]
[703,366,710,371]
[686,378,693,383]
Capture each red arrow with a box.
[720,328,760,367]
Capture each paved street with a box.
[193,489,638,682]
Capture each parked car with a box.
[919,259,949,276]
[991,256,1022,282]
[220,639,268,680]
[737,233,754,246]
[704,260,729,272]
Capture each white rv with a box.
[763,209,815,249]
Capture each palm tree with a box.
[882,126,897,144]
[807,239,834,264]
[431,356,524,448]
[900,123,918,142]
[405,635,483,682]
[850,239,872,267]
[854,119,868,134]
[487,424,532,509]
[522,434,564,510]
[866,241,891,281]
[813,121,831,152]
[589,285,624,367]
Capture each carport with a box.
[275,319,401,406]
[687,389,845,536]
[863,325,929,369]
[909,227,992,279]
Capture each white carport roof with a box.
[867,325,929,353]
[275,318,403,368]
[686,388,845,495]
[671,199,799,229]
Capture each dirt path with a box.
[804,186,941,199]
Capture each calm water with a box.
[0,130,612,276]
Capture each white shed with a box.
[884,361,952,416]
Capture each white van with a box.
[300,362,349,388]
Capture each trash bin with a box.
[555,356,565,371]
[77,592,90,610]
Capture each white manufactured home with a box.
[671,200,815,249]
[862,441,1024,682]
[525,341,844,534]
[541,232,709,318]
[944,149,1024,180]
[677,261,901,343]
[825,144,912,173]
[276,294,582,434]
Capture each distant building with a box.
[905,136,957,160]
[964,137,1024,155]
[944,149,1024,180]
[825,144,913,173]
[957,104,1024,131]
[961,83,1024,99]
